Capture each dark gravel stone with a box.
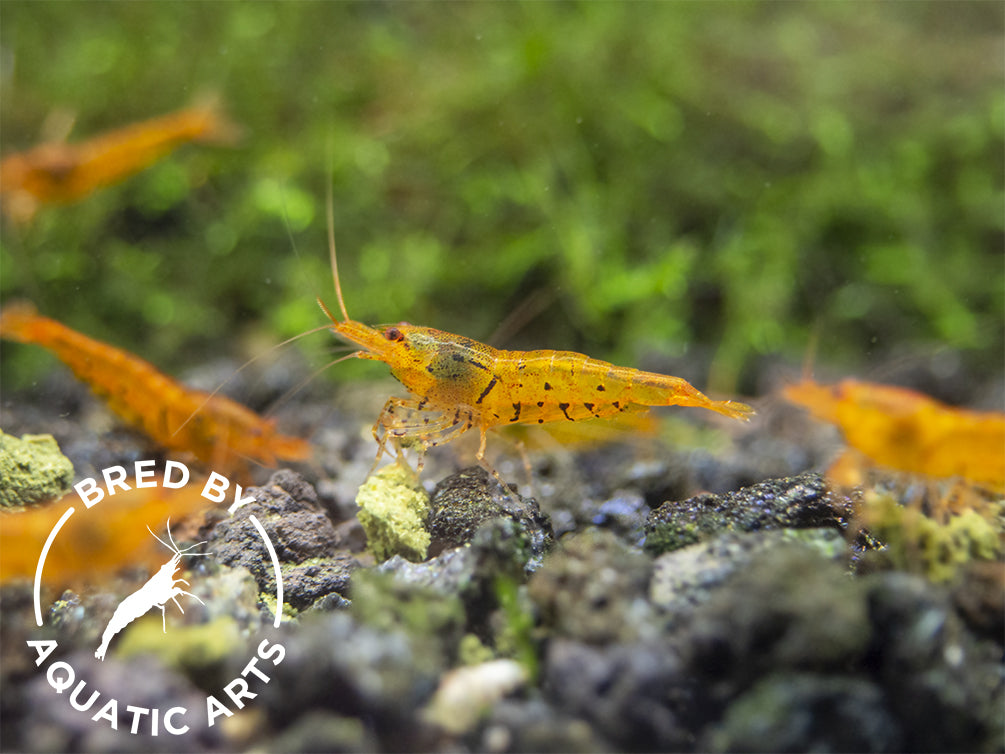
[677,545,871,696]
[529,528,655,645]
[428,466,554,570]
[543,639,692,752]
[208,470,357,609]
[703,672,903,753]
[645,471,861,554]
[251,611,442,752]
[865,572,1004,753]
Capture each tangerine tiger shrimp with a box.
[316,200,754,487]
[0,96,240,224]
[0,302,311,476]
[783,377,1005,494]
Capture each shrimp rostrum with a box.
[319,216,753,482]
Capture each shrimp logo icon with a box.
[94,521,206,661]
[26,459,288,739]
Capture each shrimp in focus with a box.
[0,302,311,474]
[0,97,240,223]
[783,378,1005,493]
[317,204,753,483]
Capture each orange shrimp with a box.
[316,203,753,482]
[0,481,210,589]
[0,97,240,223]
[783,378,1005,492]
[0,302,310,474]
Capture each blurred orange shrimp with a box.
[0,480,210,589]
[0,97,240,223]
[316,200,753,485]
[783,377,1005,493]
[0,302,310,475]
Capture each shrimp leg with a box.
[374,397,519,494]
[372,398,475,472]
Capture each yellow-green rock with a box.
[0,430,74,509]
[864,491,1002,582]
[114,614,243,674]
[458,633,495,666]
[355,464,431,562]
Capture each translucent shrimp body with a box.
[335,321,753,426]
[1,98,239,223]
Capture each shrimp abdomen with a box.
[480,349,753,427]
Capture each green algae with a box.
[492,574,539,682]
[349,569,466,664]
[458,633,495,666]
[862,492,1002,583]
[0,430,74,509]
[355,464,431,563]
[113,614,242,673]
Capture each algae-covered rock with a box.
[375,517,541,672]
[113,615,242,676]
[649,528,847,618]
[356,464,431,562]
[858,490,1001,582]
[681,544,871,680]
[208,470,355,610]
[350,568,466,654]
[528,528,654,644]
[429,466,553,569]
[644,471,860,554]
[268,710,377,753]
[703,672,903,753]
[0,430,74,509]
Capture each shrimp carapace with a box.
[783,377,1005,492]
[0,97,240,223]
[0,301,311,473]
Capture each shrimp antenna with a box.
[322,128,350,323]
[166,521,207,556]
[147,518,207,557]
[170,324,333,440]
[264,350,361,417]
[148,520,177,555]
[326,176,350,323]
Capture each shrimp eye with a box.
[385,327,404,342]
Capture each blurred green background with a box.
[1,2,1002,397]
